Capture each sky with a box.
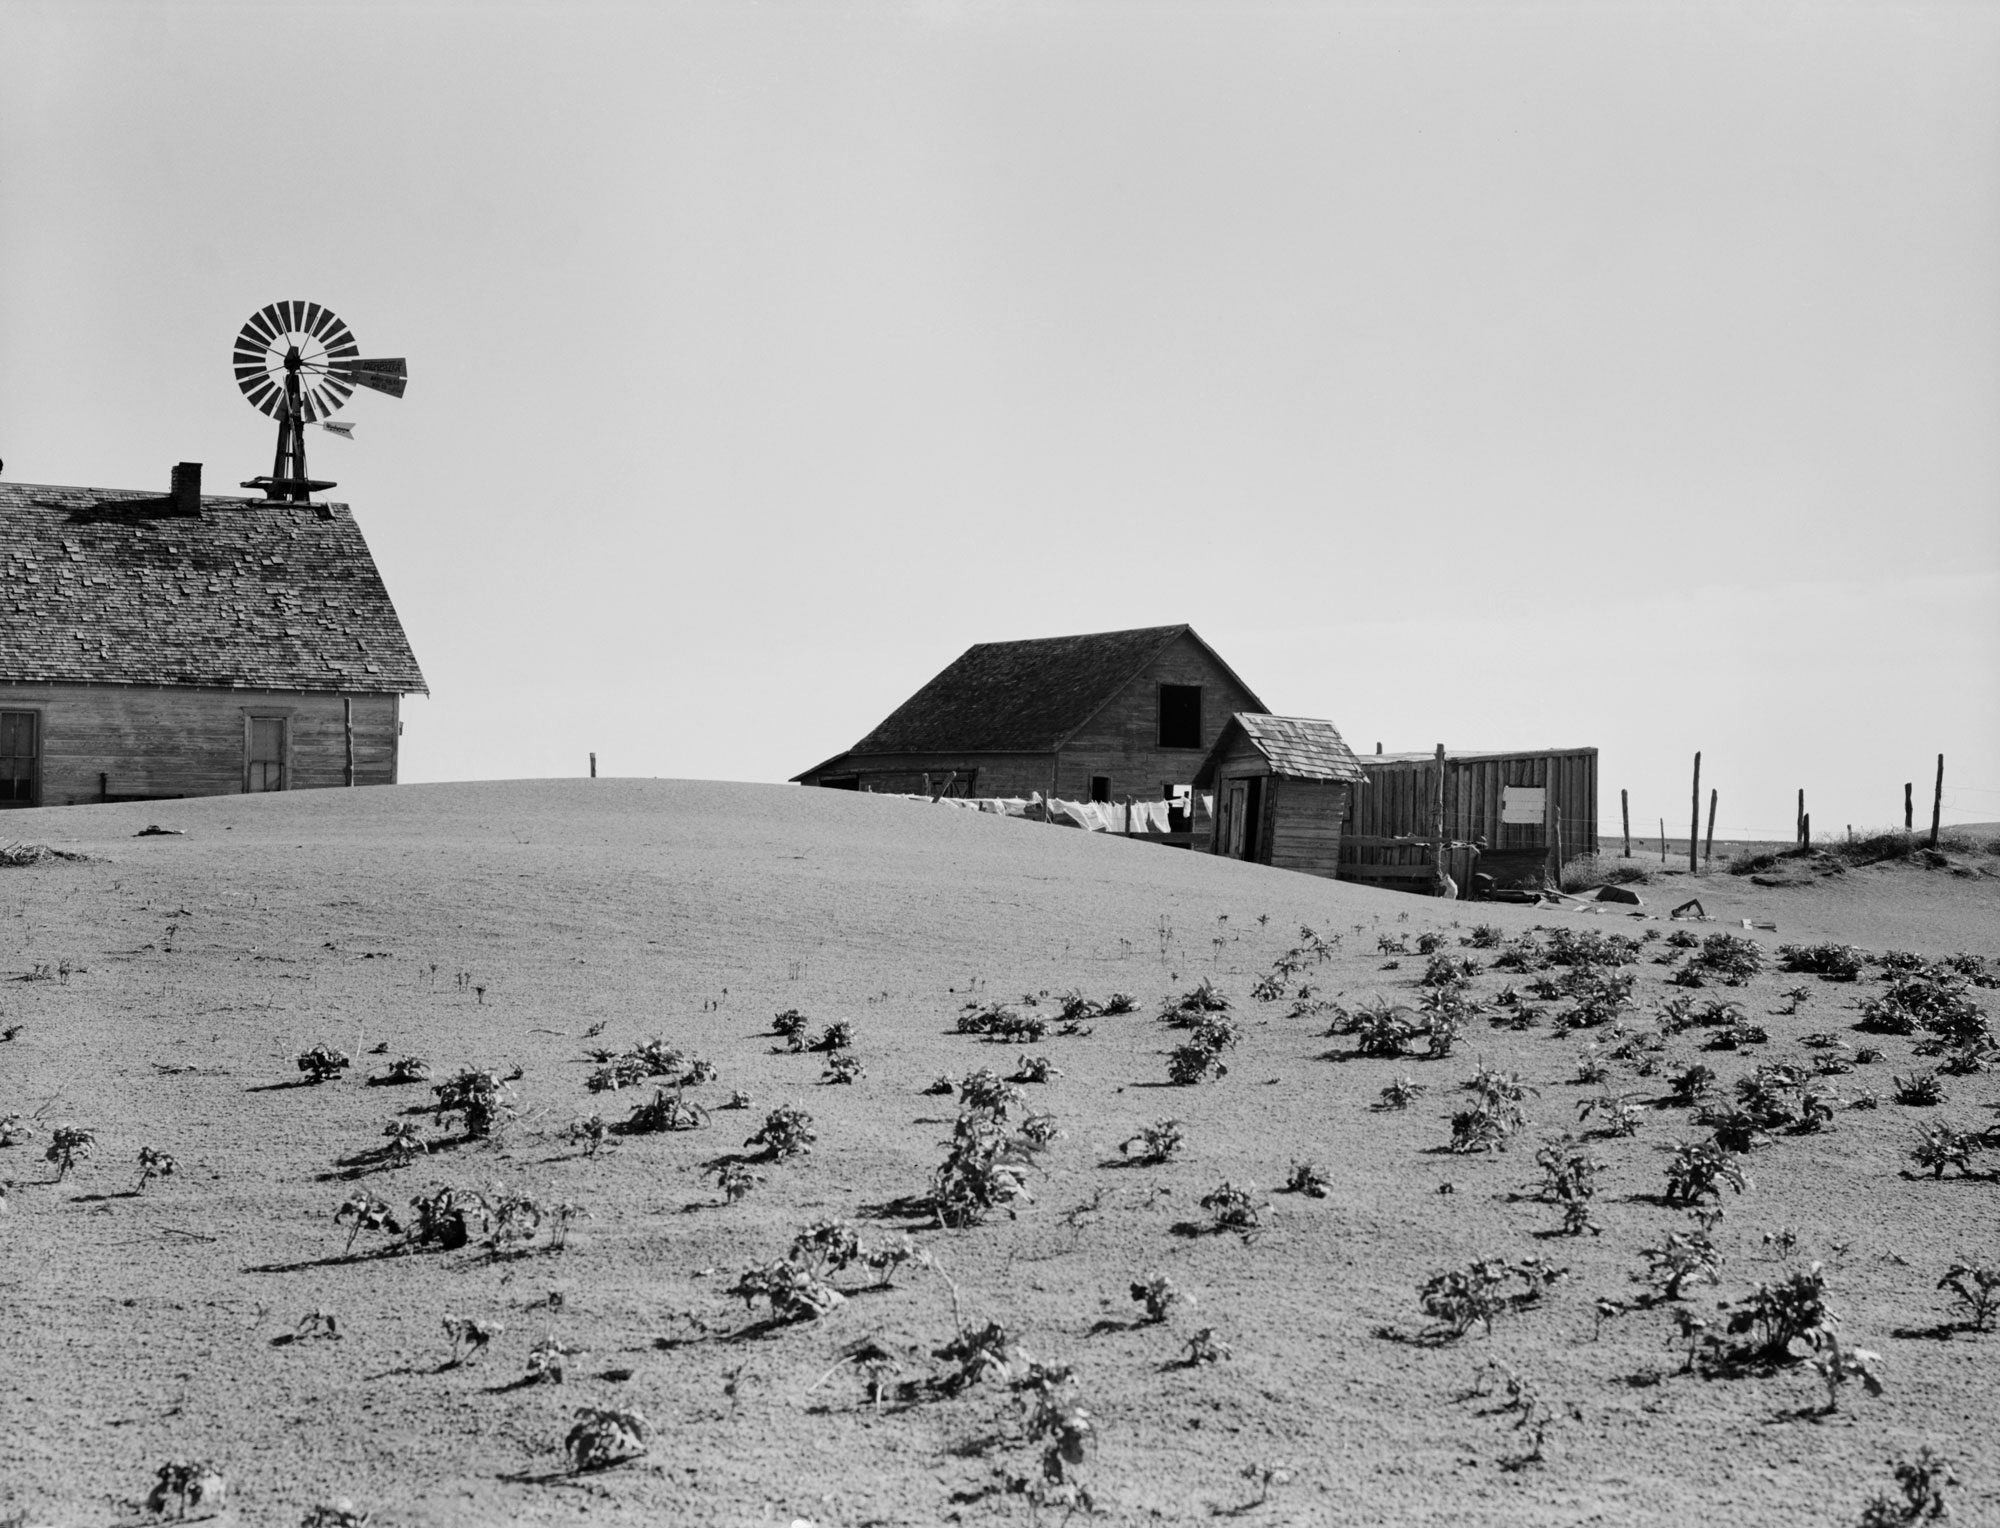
[2,1,1996,841]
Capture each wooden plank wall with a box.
[1201,738,1268,857]
[1054,631,1264,804]
[0,683,399,805]
[1340,749,1598,888]
[1266,779,1347,878]
[811,752,1053,797]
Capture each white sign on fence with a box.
[1500,786,1547,825]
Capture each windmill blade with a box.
[329,357,407,399]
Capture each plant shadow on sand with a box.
[853,1193,941,1228]
[497,1457,646,1489]
[244,1243,439,1275]
[315,1133,478,1183]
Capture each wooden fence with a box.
[1338,747,1599,891]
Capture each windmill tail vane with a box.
[233,301,404,501]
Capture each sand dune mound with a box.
[2,780,1995,1525]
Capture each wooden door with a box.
[246,717,287,792]
[1224,781,1247,857]
[0,711,36,807]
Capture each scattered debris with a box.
[0,841,90,866]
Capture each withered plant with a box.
[565,1406,651,1472]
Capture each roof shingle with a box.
[1198,713,1366,784]
[0,482,426,694]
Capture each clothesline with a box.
[892,792,1213,836]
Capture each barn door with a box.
[0,711,37,807]
[246,716,287,792]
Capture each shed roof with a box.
[798,624,1265,773]
[0,481,426,694]
[1194,713,1367,788]
[1366,747,1598,765]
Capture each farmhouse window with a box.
[1158,685,1202,749]
[1089,775,1112,803]
[0,711,37,807]
[246,716,288,793]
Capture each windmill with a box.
[233,301,406,501]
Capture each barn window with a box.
[1158,685,1202,749]
[246,716,287,793]
[1089,775,1112,803]
[0,711,37,807]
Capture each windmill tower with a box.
[232,301,406,501]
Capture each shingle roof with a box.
[0,482,426,694]
[829,624,1259,759]
[1195,713,1366,786]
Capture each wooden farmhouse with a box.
[1340,746,1599,892]
[0,467,426,806]
[1193,713,1366,877]
[793,624,1267,805]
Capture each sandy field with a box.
[1,779,1995,1527]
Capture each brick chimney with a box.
[170,462,201,515]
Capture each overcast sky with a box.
[3,1,1995,839]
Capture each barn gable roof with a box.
[804,624,1264,771]
[1193,713,1367,788]
[0,482,426,694]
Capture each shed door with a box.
[1223,781,1246,857]
[247,717,287,792]
[0,712,37,807]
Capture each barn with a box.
[1192,713,1366,878]
[793,624,1267,807]
[0,467,426,806]
[1339,746,1599,893]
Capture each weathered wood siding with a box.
[0,683,399,805]
[1203,738,1266,858]
[1054,631,1264,803]
[1266,779,1348,878]
[805,752,1051,798]
[1340,748,1598,889]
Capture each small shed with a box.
[1340,746,1598,892]
[1192,714,1366,877]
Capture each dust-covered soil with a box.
[1,779,1995,1527]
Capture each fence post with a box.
[1905,783,1913,834]
[589,752,596,779]
[1704,788,1717,867]
[1432,744,1447,895]
[1930,755,1944,848]
[1797,789,1805,846]
[1659,817,1666,863]
[1689,752,1701,875]
[1621,789,1630,858]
